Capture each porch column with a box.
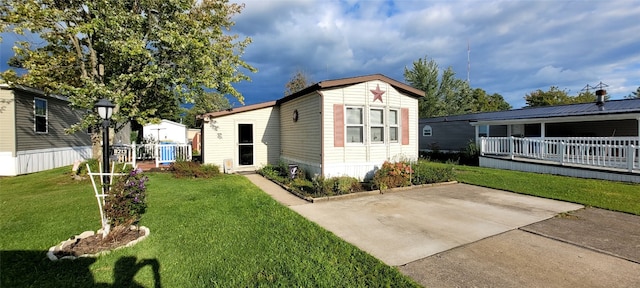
[474,125,479,144]
[541,122,546,157]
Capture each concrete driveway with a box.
[246,175,640,287]
[290,183,583,266]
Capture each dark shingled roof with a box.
[420,98,640,123]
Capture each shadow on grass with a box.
[1,251,161,288]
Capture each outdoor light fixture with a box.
[96,98,115,120]
[94,98,115,193]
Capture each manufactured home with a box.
[0,85,92,176]
[420,98,640,182]
[199,74,424,180]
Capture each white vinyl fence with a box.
[112,142,192,168]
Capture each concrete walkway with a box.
[244,174,640,287]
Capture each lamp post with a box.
[95,98,115,194]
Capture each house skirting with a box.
[281,156,387,181]
[0,146,92,176]
[480,156,640,183]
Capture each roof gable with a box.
[277,74,424,104]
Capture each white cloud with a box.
[3,0,639,109]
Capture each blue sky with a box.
[2,0,639,109]
[229,0,640,108]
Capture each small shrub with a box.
[104,167,148,227]
[258,164,288,184]
[372,161,413,190]
[290,178,314,195]
[460,140,480,166]
[76,158,99,176]
[313,176,363,196]
[412,161,456,185]
[169,161,220,178]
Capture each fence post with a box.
[155,143,159,168]
[480,138,485,156]
[627,144,634,172]
[509,136,514,160]
[131,141,137,168]
[559,142,565,165]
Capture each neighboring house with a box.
[0,84,92,176]
[420,98,640,182]
[420,98,640,152]
[143,119,188,144]
[199,74,424,180]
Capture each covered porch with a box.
[480,136,640,175]
[471,109,640,182]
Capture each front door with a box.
[238,124,253,166]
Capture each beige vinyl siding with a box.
[279,92,322,164]
[14,90,90,152]
[323,80,419,166]
[202,106,280,172]
[0,89,16,155]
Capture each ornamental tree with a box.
[1,0,256,154]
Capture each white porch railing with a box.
[480,137,640,172]
[111,142,192,168]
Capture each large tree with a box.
[524,86,573,107]
[404,56,510,117]
[625,86,640,99]
[524,86,610,107]
[284,70,312,96]
[403,56,440,118]
[1,0,255,155]
[182,92,231,128]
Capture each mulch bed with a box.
[53,226,146,258]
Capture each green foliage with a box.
[257,162,290,184]
[183,92,231,128]
[1,0,256,134]
[372,161,414,190]
[0,169,419,287]
[77,158,100,176]
[625,86,640,99]
[104,167,148,227]
[404,55,510,117]
[460,140,480,166]
[313,176,363,196]
[169,161,220,178]
[75,159,131,176]
[284,69,313,96]
[404,56,440,118]
[412,161,456,185]
[449,164,640,215]
[524,86,610,107]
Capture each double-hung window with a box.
[389,109,398,142]
[370,108,384,143]
[346,107,363,143]
[35,98,48,133]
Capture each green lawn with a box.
[425,162,640,215]
[1,168,418,287]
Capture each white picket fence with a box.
[480,136,640,172]
[111,142,192,168]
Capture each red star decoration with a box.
[370,84,385,103]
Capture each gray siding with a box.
[14,89,90,152]
[420,121,474,151]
